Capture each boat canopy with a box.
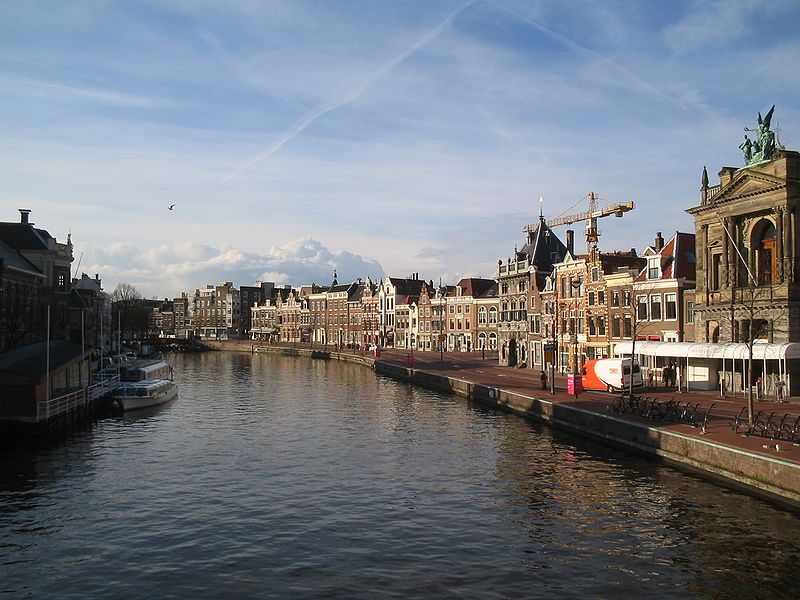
[613,341,800,360]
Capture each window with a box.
[588,291,595,305]
[650,295,662,320]
[598,317,606,336]
[489,307,498,324]
[598,291,605,306]
[456,304,462,314]
[611,291,619,307]
[665,293,677,320]
[637,296,648,320]
[612,315,621,337]
[648,257,660,279]
[588,318,596,336]
[686,301,695,324]
[560,278,567,296]
[624,316,632,337]
[711,253,722,290]
[591,267,599,282]
[478,307,487,324]
[623,291,631,307]
[578,311,584,334]
[449,304,455,314]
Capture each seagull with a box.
[168,204,175,210]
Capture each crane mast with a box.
[524,192,634,256]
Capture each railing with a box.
[705,184,721,202]
[36,374,121,422]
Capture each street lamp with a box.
[570,277,583,399]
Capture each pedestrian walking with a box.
[540,370,548,390]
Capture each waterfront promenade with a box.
[212,341,800,505]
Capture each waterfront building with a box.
[250,299,278,341]
[173,295,192,339]
[0,341,92,424]
[445,278,495,352]
[308,286,328,345]
[395,299,412,349]
[475,282,499,352]
[359,277,379,346]
[632,232,696,343]
[0,240,45,353]
[193,282,242,340]
[415,282,435,351]
[497,214,568,367]
[276,288,305,343]
[378,275,430,347]
[239,282,275,338]
[70,273,111,355]
[0,209,74,345]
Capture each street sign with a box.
[543,343,557,352]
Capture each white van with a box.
[582,358,643,392]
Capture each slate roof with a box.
[0,240,43,276]
[448,278,496,298]
[515,217,569,273]
[0,341,88,381]
[0,222,53,251]
[389,277,432,296]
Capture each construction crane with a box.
[525,192,634,256]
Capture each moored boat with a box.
[113,379,178,411]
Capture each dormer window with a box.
[648,257,660,279]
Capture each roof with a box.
[388,277,432,296]
[635,232,696,282]
[0,222,53,251]
[598,251,644,275]
[515,217,569,272]
[0,240,43,277]
[449,278,496,298]
[0,341,89,381]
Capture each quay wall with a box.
[206,342,800,506]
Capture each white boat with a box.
[113,379,178,411]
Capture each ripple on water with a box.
[0,352,799,599]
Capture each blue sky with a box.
[1,0,799,297]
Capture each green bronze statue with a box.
[742,105,777,166]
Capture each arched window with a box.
[489,307,498,324]
[751,219,777,285]
[489,332,497,349]
[478,306,487,324]
[478,332,486,349]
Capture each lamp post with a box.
[570,277,583,399]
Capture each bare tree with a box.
[111,283,150,342]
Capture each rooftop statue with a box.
[741,105,777,166]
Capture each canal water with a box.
[1,352,799,599]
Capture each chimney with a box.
[566,229,575,255]
[19,209,31,224]
[630,248,637,257]
[655,232,664,251]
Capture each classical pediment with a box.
[708,170,786,206]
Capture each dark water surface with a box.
[1,352,799,599]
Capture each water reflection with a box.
[0,352,797,599]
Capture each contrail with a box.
[223,0,477,183]
[497,5,690,112]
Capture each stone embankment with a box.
[205,340,800,507]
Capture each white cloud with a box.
[80,238,385,298]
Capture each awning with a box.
[613,341,800,360]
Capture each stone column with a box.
[783,205,792,283]
[722,218,730,287]
[775,207,784,282]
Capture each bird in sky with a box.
[168,204,175,210]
